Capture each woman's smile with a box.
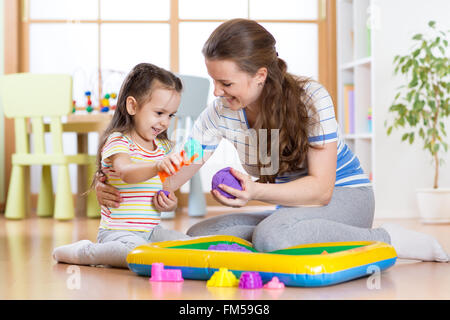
[223,96,237,105]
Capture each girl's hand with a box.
[211,168,256,208]
[153,190,178,212]
[157,151,185,176]
[95,172,122,208]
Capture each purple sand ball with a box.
[157,190,170,197]
[211,167,243,199]
[208,243,252,252]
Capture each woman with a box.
[95,19,447,262]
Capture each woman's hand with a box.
[153,190,178,212]
[211,168,256,208]
[95,172,122,208]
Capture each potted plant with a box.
[386,21,450,223]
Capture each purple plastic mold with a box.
[238,272,263,289]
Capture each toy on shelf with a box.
[158,138,203,183]
[100,93,118,113]
[149,262,183,282]
[71,91,117,114]
[263,277,285,290]
[239,272,263,289]
[110,93,117,110]
[84,91,94,113]
[207,268,239,287]
[212,167,243,199]
[100,97,109,112]
[208,243,252,253]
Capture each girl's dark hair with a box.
[92,63,182,187]
[202,19,320,183]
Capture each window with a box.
[24,0,331,105]
[5,0,336,199]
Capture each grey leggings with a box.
[75,225,189,268]
[186,186,391,252]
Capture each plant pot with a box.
[416,188,450,224]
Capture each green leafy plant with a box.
[386,21,450,189]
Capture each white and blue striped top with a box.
[189,81,371,188]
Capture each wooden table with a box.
[65,113,112,216]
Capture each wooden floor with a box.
[0,207,449,300]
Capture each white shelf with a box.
[339,56,372,70]
[337,0,375,185]
[343,133,373,140]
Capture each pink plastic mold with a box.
[263,277,285,289]
[149,262,184,282]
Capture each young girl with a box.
[53,63,189,268]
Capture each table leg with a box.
[76,133,88,217]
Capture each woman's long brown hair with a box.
[202,19,321,183]
[91,63,182,188]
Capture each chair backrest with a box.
[168,74,210,145]
[0,73,73,118]
[0,73,73,155]
[176,74,210,119]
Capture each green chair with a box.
[0,73,100,220]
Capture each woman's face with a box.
[205,58,266,111]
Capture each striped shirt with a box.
[189,81,371,188]
[99,132,171,233]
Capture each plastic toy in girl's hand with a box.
[157,190,170,197]
[211,167,243,199]
[208,243,252,252]
[158,149,198,183]
[158,139,202,183]
[183,138,203,162]
[239,272,263,289]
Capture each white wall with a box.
[372,0,450,218]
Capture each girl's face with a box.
[205,58,267,111]
[126,87,180,146]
